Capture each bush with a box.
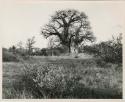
[98,41,122,63]
[20,59,122,99]
[83,45,99,55]
[83,34,122,63]
[22,63,82,98]
[2,50,19,62]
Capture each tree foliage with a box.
[41,9,95,53]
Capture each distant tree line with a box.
[2,37,69,62]
[2,33,122,64]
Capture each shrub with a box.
[98,41,122,63]
[83,34,122,63]
[2,49,19,62]
[20,59,122,98]
[21,63,83,98]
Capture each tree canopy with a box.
[41,9,95,53]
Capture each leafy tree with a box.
[41,9,95,53]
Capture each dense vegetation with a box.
[82,34,122,63]
[2,48,19,62]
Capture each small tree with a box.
[17,41,23,50]
[26,36,36,55]
[16,41,25,54]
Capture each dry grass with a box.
[2,56,122,99]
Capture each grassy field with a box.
[2,55,122,99]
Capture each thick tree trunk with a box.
[75,46,79,57]
[68,45,71,53]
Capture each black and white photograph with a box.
[1,0,124,99]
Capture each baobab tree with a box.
[41,9,95,53]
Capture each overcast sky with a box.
[1,0,125,48]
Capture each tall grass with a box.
[2,54,122,99]
[10,57,122,98]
